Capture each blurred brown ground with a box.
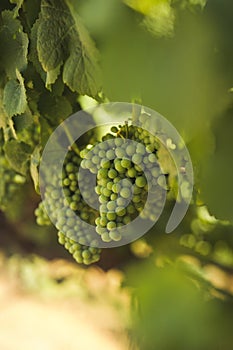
[0,256,130,350]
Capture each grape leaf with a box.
[13,108,33,132]
[62,4,101,96]
[10,0,24,17]
[40,118,53,147]
[4,139,32,175]
[22,0,41,27]
[38,93,72,126]
[3,71,27,117]
[0,0,14,12]
[0,89,8,129]
[51,76,65,96]
[35,0,101,97]
[37,0,70,70]
[45,64,61,90]
[0,10,28,78]
[29,20,46,82]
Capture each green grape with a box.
[114,138,123,147]
[135,176,147,188]
[107,212,117,220]
[127,204,136,214]
[127,167,137,178]
[101,158,111,168]
[100,203,107,213]
[63,178,70,186]
[113,176,122,183]
[58,232,101,265]
[102,133,114,141]
[110,193,118,200]
[136,144,145,155]
[132,195,141,203]
[117,197,127,206]
[111,126,118,133]
[108,168,118,179]
[123,216,131,225]
[148,153,157,163]
[95,185,102,195]
[112,183,121,193]
[98,150,106,158]
[101,232,112,242]
[92,155,100,164]
[35,202,51,226]
[115,147,126,158]
[106,149,115,159]
[96,226,107,235]
[116,207,126,216]
[126,144,136,156]
[102,187,112,197]
[120,187,132,199]
[99,194,109,204]
[0,153,26,213]
[100,216,108,226]
[121,178,132,187]
[80,148,90,158]
[107,201,117,211]
[98,168,108,178]
[121,159,131,169]
[105,182,112,191]
[65,163,74,173]
[109,230,122,241]
[107,221,117,230]
[114,160,125,173]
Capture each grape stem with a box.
[125,120,129,139]
[132,101,142,123]
[62,124,80,156]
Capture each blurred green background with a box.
[0,0,233,349]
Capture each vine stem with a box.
[9,120,18,140]
[131,99,142,124]
[62,123,80,156]
[125,120,129,139]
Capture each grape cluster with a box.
[35,147,102,265]
[36,115,169,265]
[80,135,165,243]
[35,201,51,226]
[58,231,101,265]
[0,153,26,212]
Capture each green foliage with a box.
[0,0,102,222]
[38,94,72,126]
[36,0,101,96]
[4,139,31,175]
[0,134,26,213]
[0,10,28,78]
[3,71,27,117]
[128,263,233,350]
[124,0,208,37]
[201,107,233,222]
[0,89,8,129]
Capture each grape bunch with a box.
[34,201,51,226]
[35,148,102,265]
[0,147,26,213]
[80,135,166,244]
[36,114,172,265]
